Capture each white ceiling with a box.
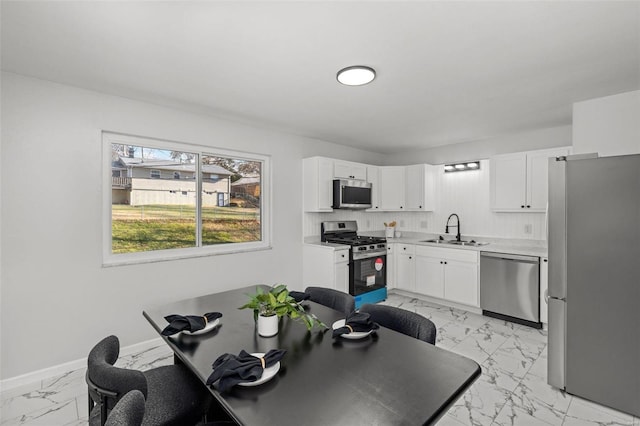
[2,1,639,154]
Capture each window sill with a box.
[102,244,272,267]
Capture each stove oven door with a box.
[350,254,387,296]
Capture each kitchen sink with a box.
[419,239,489,247]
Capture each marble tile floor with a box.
[1,292,638,425]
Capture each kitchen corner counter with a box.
[303,236,350,250]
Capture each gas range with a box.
[320,220,388,305]
[321,221,387,260]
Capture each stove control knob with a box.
[370,245,375,249]
[358,247,366,251]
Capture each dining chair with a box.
[359,304,437,344]
[305,286,356,315]
[86,335,211,426]
[104,390,145,426]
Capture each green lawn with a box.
[112,204,260,253]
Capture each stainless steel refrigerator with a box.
[547,153,640,417]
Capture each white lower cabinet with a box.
[303,245,349,292]
[386,243,396,288]
[415,255,444,298]
[395,244,415,292]
[413,245,480,307]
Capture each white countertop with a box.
[304,233,547,257]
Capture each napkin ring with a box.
[346,325,354,333]
[259,357,265,369]
[203,316,208,325]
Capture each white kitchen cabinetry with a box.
[379,166,406,210]
[386,243,395,288]
[334,160,367,180]
[540,257,548,324]
[395,244,415,292]
[378,165,435,212]
[303,157,334,212]
[303,244,349,293]
[405,164,436,211]
[490,147,569,212]
[366,165,381,211]
[414,246,479,307]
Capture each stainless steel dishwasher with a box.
[480,252,541,328]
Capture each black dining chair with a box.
[86,335,211,426]
[305,286,356,315]
[104,390,145,426]
[359,304,437,344]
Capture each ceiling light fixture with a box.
[336,66,376,86]
[444,161,481,173]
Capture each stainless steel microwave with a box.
[332,179,372,209]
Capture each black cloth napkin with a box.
[289,291,310,303]
[206,349,286,392]
[161,312,222,336]
[332,312,379,338]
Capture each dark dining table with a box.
[143,286,481,426]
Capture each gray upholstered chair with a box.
[359,304,437,344]
[305,286,356,315]
[86,335,211,426]
[104,390,145,426]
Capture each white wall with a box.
[573,90,640,156]
[382,125,572,165]
[0,72,384,380]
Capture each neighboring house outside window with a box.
[104,132,270,265]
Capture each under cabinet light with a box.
[444,161,481,172]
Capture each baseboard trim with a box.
[0,337,165,393]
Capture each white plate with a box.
[236,353,280,387]
[332,319,373,340]
[182,318,220,335]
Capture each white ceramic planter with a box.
[257,314,278,337]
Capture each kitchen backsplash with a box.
[304,160,548,241]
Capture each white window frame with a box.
[150,169,161,178]
[103,132,271,266]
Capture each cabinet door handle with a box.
[400,206,403,209]
[543,258,548,262]
[527,205,531,208]
[444,261,447,265]
[341,254,345,258]
[521,205,525,208]
[409,256,412,260]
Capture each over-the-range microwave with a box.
[332,179,372,209]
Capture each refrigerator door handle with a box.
[544,289,549,304]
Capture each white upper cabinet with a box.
[334,160,367,180]
[366,165,381,211]
[405,164,435,211]
[379,164,435,212]
[303,157,334,212]
[490,147,569,212]
[379,166,406,210]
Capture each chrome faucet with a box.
[445,214,461,241]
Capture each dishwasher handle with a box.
[480,251,540,264]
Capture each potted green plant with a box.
[239,284,326,337]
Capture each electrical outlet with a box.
[420,220,428,229]
[525,224,532,234]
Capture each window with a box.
[103,132,270,265]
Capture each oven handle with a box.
[352,250,387,260]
